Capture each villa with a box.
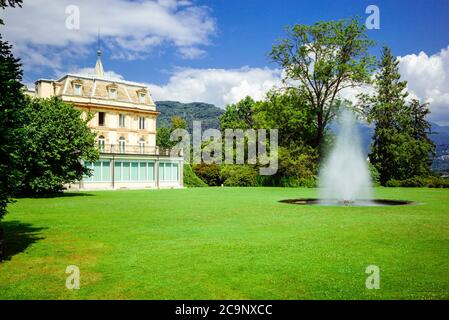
[28,49,184,190]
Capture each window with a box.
[139,93,146,104]
[98,136,105,151]
[109,88,117,99]
[159,162,179,182]
[139,117,145,130]
[119,114,126,128]
[139,138,145,154]
[74,84,82,96]
[84,161,111,182]
[98,112,105,126]
[119,137,126,153]
[114,161,155,182]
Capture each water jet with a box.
[281,109,413,207]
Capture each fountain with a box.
[280,109,413,207]
[318,109,373,206]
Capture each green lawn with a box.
[1,187,448,299]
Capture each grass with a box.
[0,187,448,300]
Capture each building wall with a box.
[34,72,184,190]
[34,74,159,148]
[79,107,157,147]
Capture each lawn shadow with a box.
[14,192,95,199]
[0,221,46,262]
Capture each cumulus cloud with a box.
[146,67,283,107]
[398,46,449,125]
[0,0,216,73]
[69,67,125,81]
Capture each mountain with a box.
[430,123,449,146]
[155,101,224,132]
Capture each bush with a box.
[257,175,316,187]
[193,163,222,186]
[257,145,318,187]
[386,176,449,188]
[220,165,258,187]
[183,164,207,187]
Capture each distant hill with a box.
[155,101,224,132]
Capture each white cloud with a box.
[146,67,282,107]
[398,46,449,125]
[0,0,216,73]
[70,67,125,81]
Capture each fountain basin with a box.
[279,198,414,207]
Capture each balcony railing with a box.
[98,144,183,157]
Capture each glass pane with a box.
[139,162,147,181]
[114,161,122,181]
[102,161,111,181]
[131,162,138,181]
[93,162,102,181]
[173,163,179,181]
[122,162,130,181]
[148,162,154,181]
[165,163,171,181]
[159,163,165,181]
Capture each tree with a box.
[0,35,24,219]
[270,17,376,150]
[156,116,187,149]
[17,97,99,195]
[254,88,317,148]
[219,96,257,130]
[404,99,435,176]
[361,46,435,184]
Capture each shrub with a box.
[221,165,258,187]
[183,164,207,187]
[257,145,318,187]
[386,176,449,188]
[257,175,316,188]
[193,163,222,186]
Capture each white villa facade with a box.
[28,50,183,190]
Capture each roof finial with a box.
[97,27,101,56]
[94,27,104,76]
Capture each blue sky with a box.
[95,0,449,85]
[1,0,449,123]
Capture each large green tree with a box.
[0,0,24,258]
[361,47,435,184]
[0,35,24,219]
[254,88,317,148]
[270,17,376,150]
[17,97,99,195]
[219,96,257,131]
